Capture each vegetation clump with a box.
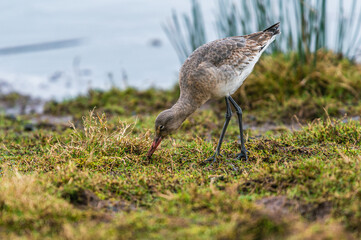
[44,51,361,124]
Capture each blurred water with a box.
[0,0,217,99]
[0,0,359,100]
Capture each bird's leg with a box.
[228,96,249,160]
[204,97,232,164]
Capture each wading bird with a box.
[147,22,280,162]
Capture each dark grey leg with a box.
[203,97,232,163]
[228,96,249,160]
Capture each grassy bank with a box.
[1,108,361,239]
[44,51,361,124]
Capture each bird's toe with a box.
[236,148,249,160]
[201,153,222,165]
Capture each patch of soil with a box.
[256,196,332,221]
[63,188,136,212]
[256,196,296,215]
[245,121,302,133]
[298,200,332,221]
[239,177,295,193]
[254,139,316,157]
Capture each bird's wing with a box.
[193,37,247,66]
[180,23,280,82]
[180,37,255,84]
[209,23,280,69]
[193,34,270,70]
[213,37,262,69]
[181,37,248,74]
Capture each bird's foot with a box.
[236,148,249,160]
[201,153,223,165]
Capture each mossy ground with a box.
[1,51,361,239]
[1,109,361,239]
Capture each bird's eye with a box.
[160,125,165,130]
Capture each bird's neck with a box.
[171,94,200,122]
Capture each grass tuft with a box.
[48,111,150,170]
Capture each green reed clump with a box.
[163,0,207,63]
[165,0,361,64]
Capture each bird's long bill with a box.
[147,136,163,159]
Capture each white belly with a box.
[212,35,276,98]
[215,54,260,97]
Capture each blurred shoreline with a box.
[0,0,359,100]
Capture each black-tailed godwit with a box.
[147,22,280,163]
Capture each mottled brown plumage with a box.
[147,22,280,160]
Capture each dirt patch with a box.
[256,196,297,215]
[256,196,332,221]
[245,121,302,133]
[248,139,321,163]
[63,188,136,212]
[239,177,296,194]
[254,139,316,156]
[298,200,332,221]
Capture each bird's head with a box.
[147,109,183,159]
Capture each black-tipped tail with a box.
[263,22,280,35]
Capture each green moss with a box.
[1,110,361,238]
